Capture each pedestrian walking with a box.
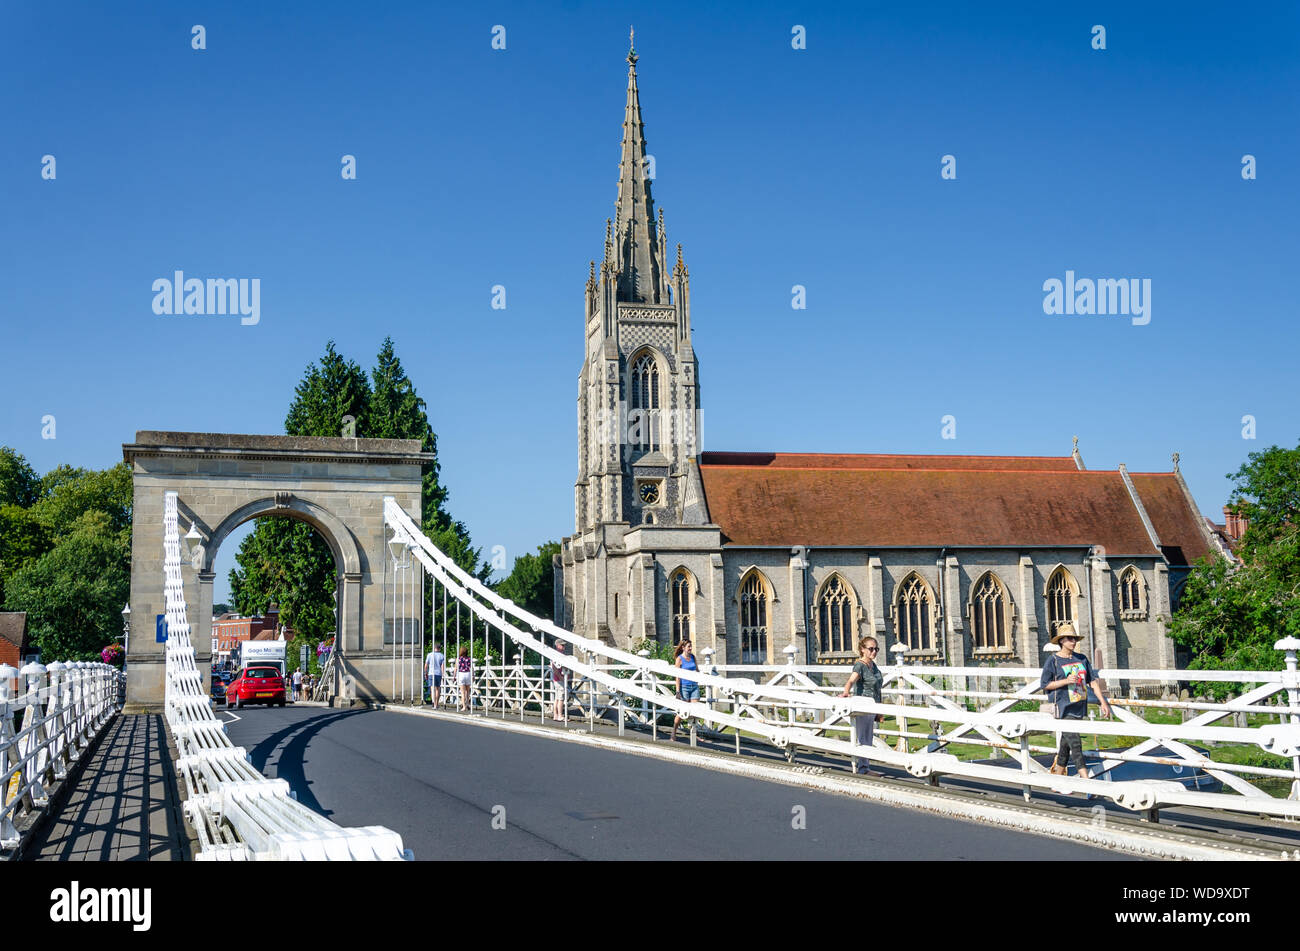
[669,638,701,742]
[456,646,473,712]
[839,636,885,776]
[550,641,569,720]
[425,643,446,707]
[1041,621,1111,782]
[292,667,303,702]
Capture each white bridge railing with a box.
[163,491,408,860]
[384,496,1300,824]
[0,660,122,851]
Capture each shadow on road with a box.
[246,708,373,819]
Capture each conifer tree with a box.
[230,343,371,637]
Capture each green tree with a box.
[30,463,132,537]
[4,510,131,661]
[0,504,51,604]
[230,342,370,642]
[367,337,483,578]
[496,542,560,620]
[0,446,40,508]
[229,518,337,641]
[284,340,372,438]
[230,338,487,660]
[1168,443,1300,697]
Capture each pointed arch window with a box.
[816,575,854,655]
[1118,565,1146,620]
[739,572,769,664]
[629,351,661,451]
[1045,567,1078,637]
[671,569,693,645]
[895,573,935,653]
[971,573,1011,651]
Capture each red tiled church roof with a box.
[1128,473,1211,566]
[698,451,1079,472]
[696,453,1180,554]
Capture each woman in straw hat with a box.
[1040,621,1111,780]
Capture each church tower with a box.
[574,34,701,536]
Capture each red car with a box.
[225,666,286,709]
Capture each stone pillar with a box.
[789,547,809,662]
[943,554,964,664]
[1153,562,1175,669]
[341,571,363,652]
[709,553,727,662]
[640,553,657,641]
[867,556,886,638]
[1017,556,1038,661]
[1091,554,1118,676]
[196,570,215,689]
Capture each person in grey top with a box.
[839,636,885,777]
[1040,621,1111,781]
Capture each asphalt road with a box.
[219,704,1120,860]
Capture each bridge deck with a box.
[22,714,186,861]
[221,703,1122,860]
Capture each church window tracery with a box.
[971,572,1010,651]
[629,351,661,451]
[739,571,769,664]
[895,573,935,653]
[671,569,693,645]
[815,574,854,655]
[1045,567,1078,637]
[1119,565,1146,619]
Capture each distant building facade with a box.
[557,44,1228,673]
[212,604,285,666]
[0,612,34,668]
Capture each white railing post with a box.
[515,651,523,721]
[18,663,48,810]
[44,663,68,781]
[1276,637,1300,800]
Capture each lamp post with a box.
[121,603,131,672]
[183,522,204,569]
[387,532,411,702]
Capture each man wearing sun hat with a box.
[1040,621,1112,780]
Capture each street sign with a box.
[300,644,309,669]
[156,615,168,643]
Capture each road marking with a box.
[223,711,242,722]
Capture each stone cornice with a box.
[123,431,434,467]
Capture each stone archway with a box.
[122,431,432,708]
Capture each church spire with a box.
[613,28,664,304]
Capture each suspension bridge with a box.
[4,432,1300,861]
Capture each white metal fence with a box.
[162,491,409,860]
[384,496,1300,823]
[0,661,123,851]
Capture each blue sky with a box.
[2,2,1297,603]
